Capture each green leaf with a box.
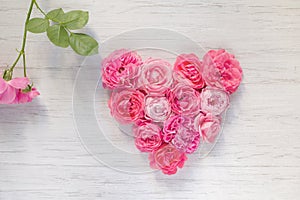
[61,10,89,30]
[27,18,49,33]
[69,33,98,56]
[46,8,64,23]
[46,24,69,48]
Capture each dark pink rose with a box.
[200,88,229,115]
[133,123,163,152]
[138,58,173,94]
[202,49,243,94]
[149,143,187,175]
[174,53,205,89]
[102,49,142,89]
[167,83,201,117]
[195,112,222,143]
[163,115,200,154]
[144,96,171,122]
[108,89,145,124]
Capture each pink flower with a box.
[195,113,222,143]
[167,83,201,117]
[174,53,205,89]
[149,143,187,175]
[138,58,173,94]
[0,76,39,104]
[133,123,163,152]
[202,49,243,94]
[200,88,229,115]
[163,115,200,154]
[144,96,171,122]
[102,49,142,89]
[108,89,145,124]
[13,87,40,104]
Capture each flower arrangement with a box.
[102,49,243,175]
[1,0,98,104]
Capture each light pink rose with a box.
[167,83,201,117]
[195,113,222,143]
[144,96,171,122]
[163,115,200,154]
[108,89,145,124]
[102,49,142,89]
[0,76,39,104]
[200,88,229,115]
[138,58,173,94]
[149,143,187,175]
[174,53,206,89]
[133,123,163,152]
[202,49,243,94]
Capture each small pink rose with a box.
[144,96,171,122]
[102,49,142,89]
[202,49,243,94]
[167,83,201,117]
[195,112,222,143]
[0,76,39,104]
[163,115,200,154]
[13,87,40,104]
[174,53,205,89]
[200,88,229,115]
[138,58,173,94]
[109,89,145,124]
[133,123,163,152]
[149,143,187,175]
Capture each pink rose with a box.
[0,76,39,104]
[138,58,173,94]
[163,115,200,154]
[144,96,171,122]
[133,123,163,152]
[195,113,222,143]
[200,88,229,115]
[102,49,142,89]
[167,83,201,117]
[149,143,187,175]
[13,87,40,104]
[202,49,243,94]
[174,53,206,89]
[108,89,145,124]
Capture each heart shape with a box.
[101,48,243,175]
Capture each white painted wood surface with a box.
[0,0,299,199]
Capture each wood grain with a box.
[0,0,299,199]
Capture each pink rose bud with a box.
[144,96,171,122]
[163,115,200,154]
[174,53,206,89]
[149,143,187,175]
[133,123,163,152]
[200,88,229,116]
[202,49,243,94]
[138,58,173,94]
[195,112,222,143]
[102,49,142,89]
[108,89,145,124]
[167,83,201,117]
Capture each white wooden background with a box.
[0,0,300,199]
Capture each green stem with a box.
[9,0,35,76]
[34,1,46,16]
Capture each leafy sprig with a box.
[27,8,98,56]
[4,0,98,81]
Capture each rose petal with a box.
[0,78,8,94]
[8,77,30,89]
[0,85,17,104]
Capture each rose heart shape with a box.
[101,49,243,175]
